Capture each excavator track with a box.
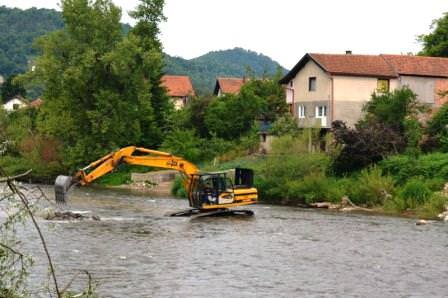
[168,208,254,218]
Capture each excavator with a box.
[54,146,258,217]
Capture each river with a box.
[15,185,448,297]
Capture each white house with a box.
[2,97,28,111]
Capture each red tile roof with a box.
[381,55,448,77]
[215,77,246,95]
[161,75,195,97]
[310,53,397,77]
[280,53,448,84]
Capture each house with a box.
[279,52,448,128]
[213,77,246,96]
[161,75,195,109]
[2,97,28,111]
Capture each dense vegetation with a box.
[164,48,287,94]
[0,6,63,77]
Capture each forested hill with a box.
[164,48,287,95]
[0,6,63,76]
[0,6,286,95]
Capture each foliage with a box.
[20,0,169,170]
[426,103,448,151]
[0,6,64,77]
[204,93,260,140]
[419,12,448,57]
[171,175,186,198]
[269,115,300,136]
[241,71,287,122]
[1,74,26,103]
[96,164,152,186]
[379,152,448,185]
[331,120,406,174]
[347,166,395,207]
[362,87,423,132]
[270,128,321,155]
[416,193,448,219]
[255,153,330,203]
[164,48,287,95]
[286,173,344,204]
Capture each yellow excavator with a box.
[54,146,258,217]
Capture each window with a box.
[377,79,390,93]
[13,103,20,110]
[308,77,316,91]
[289,80,294,88]
[298,105,306,118]
[315,105,327,118]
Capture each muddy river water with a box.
[17,186,448,297]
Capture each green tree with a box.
[1,74,26,103]
[22,0,168,169]
[419,12,448,57]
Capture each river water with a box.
[15,186,448,297]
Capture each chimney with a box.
[345,50,352,55]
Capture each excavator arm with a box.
[55,146,199,203]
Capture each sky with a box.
[2,0,448,69]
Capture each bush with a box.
[269,115,300,136]
[417,193,448,219]
[331,120,406,175]
[399,178,432,209]
[255,153,330,202]
[171,175,186,198]
[348,166,395,207]
[379,152,448,184]
[270,128,321,155]
[286,173,344,204]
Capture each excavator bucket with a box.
[54,175,73,203]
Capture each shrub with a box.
[269,115,300,136]
[379,152,448,184]
[349,166,395,207]
[331,120,406,175]
[417,193,448,219]
[171,175,186,198]
[286,173,344,204]
[398,178,432,209]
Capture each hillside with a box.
[164,48,287,95]
[0,6,63,76]
[0,6,286,95]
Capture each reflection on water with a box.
[18,186,448,297]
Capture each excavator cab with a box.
[189,168,256,210]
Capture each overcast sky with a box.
[2,0,448,69]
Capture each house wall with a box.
[332,76,399,126]
[435,79,448,106]
[399,76,436,105]
[289,60,332,128]
[2,98,27,111]
[291,60,331,102]
[172,96,188,110]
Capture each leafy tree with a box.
[419,12,448,57]
[1,74,26,103]
[362,87,423,132]
[426,103,448,151]
[205,93,262,140]
[240,70,287,122]
[23,0,168,169]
